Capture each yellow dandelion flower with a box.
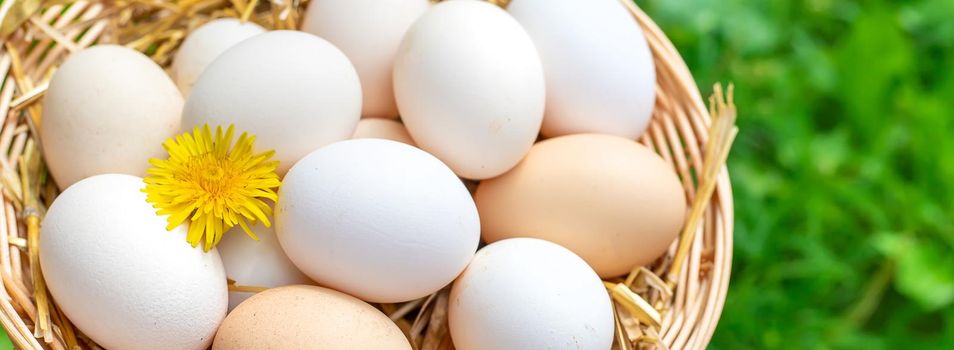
[143,124,280,251]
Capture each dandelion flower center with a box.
[188,155,237,194]
[144,124,280,251]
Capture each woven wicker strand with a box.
[0,1,735,349]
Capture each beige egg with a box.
[171,18,265,95]
[302,0,430,119]
[212,285,411,350]
[352,118,415,146]
[41,45,183,188]
[475,134,686,277]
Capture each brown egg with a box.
[212,285,411,350]
[475,134,686,278]
[352,118,416,146]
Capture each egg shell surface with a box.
[39,174,228,350]
[475,134,687,277]
[41,45,183,189]
[276,139,479,303]
[171,18,265,95]
[509,0,656,139]
[217,223,313,311]
[302,0,430,119]
[213,285,411,350]
[352,118,416,145]
[182,30,361,174]
[449,238,614,350]
[393,0,545,180]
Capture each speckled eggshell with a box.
[213,285,411,350]
[276,139,479,303]
[171,18,265,95]
[39,174,228,350]
[475,134,687,277]
[509,0,656,139]
[449,238,614,350]
[217,223,313,311]
[40,45,183,189]
[182,30,361,175]
[352,118,416,146]
[302,0,430,119]
[393,0,545,180]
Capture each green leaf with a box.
[875,233,954,310]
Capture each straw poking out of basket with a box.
[0,1,736,349]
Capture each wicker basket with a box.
[0,0,734,349]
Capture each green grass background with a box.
[640,0,954,348]
[3,0,953,348]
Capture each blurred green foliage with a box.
[640,0,954,348]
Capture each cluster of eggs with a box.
[36,0,685,349]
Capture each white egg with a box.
[302,0,430,119]
[449,238,614,350]
[182,30,362,175]
[39,174,227,350]
[172,18,265,95]
[509,0,656,139]
[41,45,182,189]
[276,139,479,303]
[393,0,545,180]
[217,223,313,311]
